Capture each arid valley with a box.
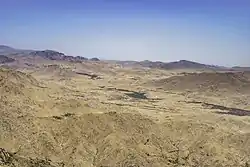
[0,47,250,167]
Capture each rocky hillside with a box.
[29,50,88,62]
[153,60,222,70]
[0,45,17,54]
[118,60,227,70]
[0,65,250,167]
[0,55,15,64]
[0,45,90,63]
[150,72,250,93]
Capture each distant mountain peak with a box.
[29,50,88,62]
[0,45,14,49]
[29,50,65,60]
[0,45,20,55]
[31,50,65,55]
[0,45,11,48]
[43,50,64,54]
[90,57,100,61]
[118,59,224,70]
[178,60,194,63]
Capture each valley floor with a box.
[0,63,250,167]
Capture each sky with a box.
[0,0,250,66]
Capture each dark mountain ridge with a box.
[29,50,88,62]
[0,45,33,55]
[232,66,250,71]
[0,55,15,64]
[0,46,89,62]
[117,59,229,70]
[0,45,248,70]
[0,45,17,54]
[0,45,14,50]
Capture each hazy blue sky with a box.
[0,0,250,66]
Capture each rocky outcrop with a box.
[138,60,223,70]
[117,60,226,70]
[90,57,100,61]
[29,50,88,62]
[0,55,15,64]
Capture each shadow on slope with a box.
[184,101,250,116]
[0,55,15,64]
[0,148,63,167]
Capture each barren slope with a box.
[150,72,250,93]
[0,65,250,167]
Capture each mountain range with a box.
[116,59,228,70]
[0,45,249,71]
[0,45,99,63]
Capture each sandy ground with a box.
[0,62,250,167]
